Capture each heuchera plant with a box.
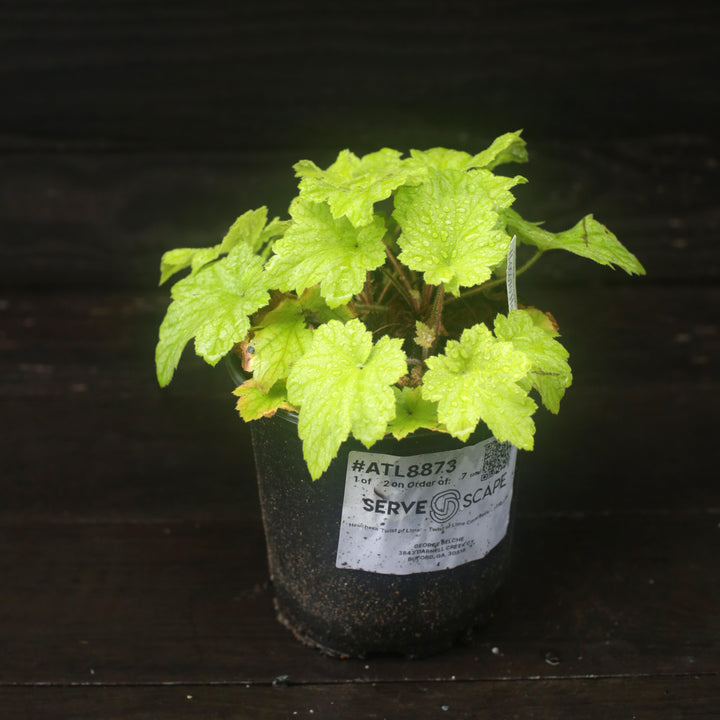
[156,131,645,479]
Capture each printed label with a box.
[335,437,517,575]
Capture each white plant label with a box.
[336,437,517,575]
[506,235,518,312]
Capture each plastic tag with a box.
[336,437,516,575]
[506,235,518,312]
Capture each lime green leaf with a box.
[414,320,435,349]
[221,207,270,254]
[407,147,477,171]
[155,243,270,387]
[387,387,440,439]
[422,323,536,447]
[286,319,407,479]
[394,170,519,295]
[506,208,646,275]
[467,168,527,208]
[471,130,528,170]
[251,299,314,390]
[159,247,202,285]
[407,131,527,173]
[158,207,276,284]
[298,287,356,323]
[494,310,572,414]
[233,379,295,421]
[258,217,291,259]
[266,198,387,307]
[524,307,560,337]
[294,148,423,227]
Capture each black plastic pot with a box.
[228,355,516,658]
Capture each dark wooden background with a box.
[1,1,718,718]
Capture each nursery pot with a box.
[228,356,518,658]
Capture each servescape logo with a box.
[429,489,461,524]
[359,475,510,524]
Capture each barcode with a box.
[481,440,511,481]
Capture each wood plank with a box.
[2,676,719,720]
[1,137,717,289]
[1,1,717,150]
[1,283,718,519]
[1,4,716,715]
[1,515,717,684]
[1,382,717,522]
[1,284,718,394]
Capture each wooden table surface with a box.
[1,2,718,718]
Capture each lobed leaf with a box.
[394,169,519,295]
[220,207,271,255]
[233,380,295,421]
[407,131,527,173]
[422,323,537,448]
[294,148,423,227]
[387,387,441,439]
[494,310,572,413]
[523,307,560,336]
[159,247,203,286]
[414,320,435,349]
[506,208,646,275]
[155,243,270,387]
[158,207,284,284]
[471,130,528,170]
[266,198,387,307]
[297,286,357,324]
[250,298,314,390]
[286,319,407,479]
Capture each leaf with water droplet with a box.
[287,319,407,479]
[406,131,528,173]
[156,243,270,386]
[494,310,572,413]
[422,323,536,447]
[250,298,314,390]
[293,148,425,227]
[266,198,386,307]
[387,387,440,439]
[393,169,522,295]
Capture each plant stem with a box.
[421,282,434,311]
[376,276,392,305]
[432,284,445,341]
[383,241,419,311]
[422,284,445,361]
[381,268,415,308]
[358,271,373,306]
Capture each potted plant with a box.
[155,131,644,658]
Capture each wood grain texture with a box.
[1,1,718,716]
[1,1,718,151]
[2,676,719,720]
[1,515,717,685]
[0,285,717,521]
[2,284,718,393]
[1,136,717,289]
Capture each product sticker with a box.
[335,438,517,575]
